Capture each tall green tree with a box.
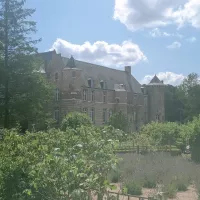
[177,73,200,121]
[165,85,184,122]
[0,0,53,129]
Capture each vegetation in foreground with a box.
[0,113,123,200]
[110,152,200,199]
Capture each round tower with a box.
[146,75,165,122]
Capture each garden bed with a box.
[108,183,198,200]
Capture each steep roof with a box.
[62,57,142,93]
[149,75,164,85]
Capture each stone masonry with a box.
[39,50,165,131]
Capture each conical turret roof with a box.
[148,75,164,85]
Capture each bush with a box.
[61,112,92,131]
[164,183,177,198]
[0,127,118,200]
[170,149,182,156]
[110,169,121,183]
[124,182,142,195]
[143,177,156,188]
[176,182,188,191]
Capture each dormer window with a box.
[100,80,104,89]
[88,78,94,88]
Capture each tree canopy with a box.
[0,0,53,130]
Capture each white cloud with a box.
[113,0,200,31]
[149,28,184,38]
[150,28,170,37]
[167,41,182,49]
[141,72,185,86]
[186,36,197,43]
[50,39,147,68]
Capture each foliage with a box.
[109,168,121,183]
[61,112,92,131]
[177,73,200,122]
[123,182,142,195]
[163,183,177,198]
[0,126,119,199]
[165,85,183,122]
[143,177,157,189]
[189,116,200,163]
[139,122,181,148]
[0,0,53,129]
[108,111,130,133]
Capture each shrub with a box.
[61,112,92,131]
[124,181,142,195]
[176,182,188,191]
[110,169,121,183]
[0,127,118,200]
[170,149,182,156]
[143,177,156,189]
[164,183,177,198]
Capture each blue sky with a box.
[26,0,200,85]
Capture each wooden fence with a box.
[107,191,155,200]
[89,191,156,200]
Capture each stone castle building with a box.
[40,50,165,131]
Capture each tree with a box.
[0,0,53,129]
[165,85,184,122]
[0,127,119,199]
[61,112,92,131]
[139,122,181,148]
[187,116,200,163]
[108,111,129,133]
[177,73,200,122]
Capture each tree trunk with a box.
[3,0,9,128]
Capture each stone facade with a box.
[39,50,165,131]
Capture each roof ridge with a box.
[62,56,125,73]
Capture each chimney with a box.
[125,66,131,74]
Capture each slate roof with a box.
[62,57,142,93]
[148,75,164,85]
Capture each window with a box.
[72,71,75,77]
[144,98,147,107]
[88,78,94,88]
[103,109,107,123]
[103,91,107,103]
[108,109,112,119]
[55,88,59,101]
[91,91,95,102]
[133,111,136,121]
[54,110,59,123]
[156,114,160,121]
[83,108,88,115]
[90,108,95,122]
[55,72,58,81]
[100,80,104,89]
[116,98,119,103]
[64,111,67,117]
[83,89,87,101]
